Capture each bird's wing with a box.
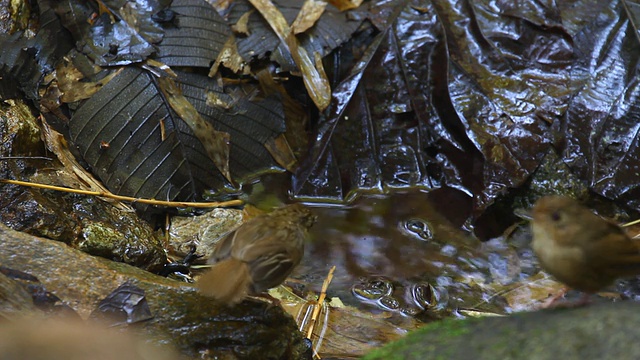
[248,252,297,291]
[208,215,267,262]
[584,224,640,277]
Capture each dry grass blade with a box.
[1,179,243,208]
[307,265,336,357]
[622,218,640,227]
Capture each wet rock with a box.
[0,266,81,319]
[364,301,640,360]
[169,207,243,260]
[0,224,311,359]
[0,99,166,271]
[0,271,38,320]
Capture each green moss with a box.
[363,318,472,360]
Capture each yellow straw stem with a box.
[1,179,243,208]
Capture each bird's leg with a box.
[540,287,568,308]
[540,288,592,309]
[247,292,282,308]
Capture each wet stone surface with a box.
[0,224,311,359]
[0,100,167,271]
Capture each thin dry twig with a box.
[307,265,336,341]
[1,179,243,208]
[0,156,54,161]
[622,218,640,227]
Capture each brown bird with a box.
[531,195,640,296]
[197,203,316,305]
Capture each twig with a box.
[0,156,53,161]
[1,179,243,208]
[622,218,640,227]
[306,265,336,341]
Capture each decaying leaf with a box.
[255,67,309,155]
[40,117,129,211]
[208,36,250,77]
[55,0,164,66]
[173,70,288,183]
[156,75,233,184]
[0,0,73,101]
[291,0,327,35]
[56,59,122,103]
[294,0,573,239]
[59,48,291,207]
[264,135,297,171]
[67,67,231,207]
[228,0,363,68]
[328,0,363,11]
[231,9,253,35]
[249,0,331,110]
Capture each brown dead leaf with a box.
[157,76,233,184]
[327,0,363,11]
[231,9,254,35]
[285,32,331,110]
[264,134,297,171]
[248,0,331,111]
[473,272,566,313]
[209,36,250,77]
[255,67,309,155]
[56,58,122,103]
[291,0,327,35]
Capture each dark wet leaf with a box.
[90,282,153,325]
[227,0,363,71]
[154,73,233,183]
[0,266,40,283]
[294,2,436,201]
[0,266,80,318]
[173,70,287,183]
[560,0,640,210]
[55,0,169,66]
[0,34,40,100]
[68,66,231,206]
[55,50,122,103]
[245,0,332,110]
[155,0,232,68]
[67,66,287,205]
[31,0,75,76]
[0,0,73,101]
[294,0,573,232]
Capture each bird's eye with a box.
[551,211,561,221]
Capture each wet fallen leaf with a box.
[291,0,327,35]
[157,75,233,184]
[249,0,332,110]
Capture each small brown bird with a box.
[197,203,315,305]
[531,195,640,295]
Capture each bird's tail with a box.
[196,258,251,305]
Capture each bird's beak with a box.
[514,207,533,221]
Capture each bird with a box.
[530,195,640,301]
[197,203,316,305]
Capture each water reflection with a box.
[291,190,507,320]
[403,218,434,241]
